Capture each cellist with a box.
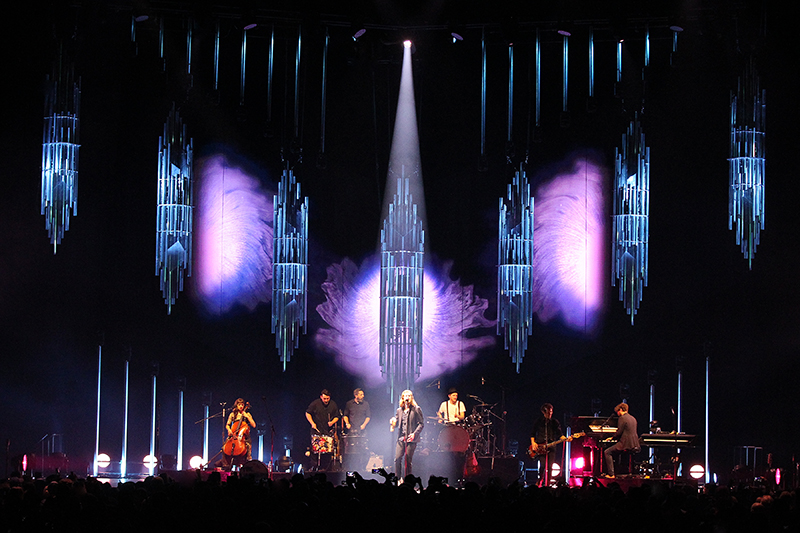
[224,398,256,464]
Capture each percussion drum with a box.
[342,436,369,454]
[311,434,333,454]
[437,424,470,453]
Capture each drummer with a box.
[437,387,466,425]
[306,389,339,435]
[343,388,371,435]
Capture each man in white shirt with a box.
[437,387,465,424]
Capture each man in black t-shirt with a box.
[306,389,339,435]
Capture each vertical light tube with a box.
[616,40,622,83]
[186,19,193,76]
[294,27,302,139]
[177,387,184,471]
[649,383,655,431]
[588,28,594,98]
[562,34,568,112]
[149,373,157,476]
[240,29,247,106]
[121,356,130,478]
[214,20,220,90]
[645,27,650,68]
[258,433,264,462]
[159,17,165,71]
[319,28,329,155]
[507,44,513,144]
[535,29,541,128]
[677,367,683,476]
[705,356,710,483]
[480,28,486,158]
[93,346,101,477]
[267,25,274,122]
[202,404,209,465]
[677,369,682,433]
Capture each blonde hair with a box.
[398,389,418,408]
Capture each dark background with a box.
[1,0,796,482]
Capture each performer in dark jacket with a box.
[529,403,563,486]
[603,402,639,477]
[390,389,424,478]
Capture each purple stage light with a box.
[193,155,274,314]
[532,156,607,333]
[316,258,495,386]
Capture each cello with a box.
[223,402,252,457]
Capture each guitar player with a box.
[529,403,562,487]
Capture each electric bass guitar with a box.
[527,432,585,458]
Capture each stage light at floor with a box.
[497,166,534,373]
[272,168,309,370]
[41,50,80,253]
[729,58,765,269]
[612,113,650,324]
[156,104,194,314]
[96,453,111,469]
[189,455,204,469]
[551,463,561,478]
[689,464,705,480]
[572,457,585,470]
[143,455,158,470]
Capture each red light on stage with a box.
[572,457,585,470]
[22,454,27,472]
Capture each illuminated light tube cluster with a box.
[380,167,425,399]
[272,168,309,370]
[41,60,81,252]
[497,166,535,372]
[156,104,194,314]
[729,60,765,269]
[612,113,650,324]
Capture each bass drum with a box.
[240,460,269,479]
[437,425,470,453]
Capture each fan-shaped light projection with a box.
[729,58,765,269]
[498,166,534,372]
[41,52,80,253]
[156,104,194,314]
[612,114,650,324]
[272,168,309,370]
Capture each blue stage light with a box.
[156,104,194,314]
[272,168,309,370]
[41,54,80,252]
[380,168,425,400]
[612,114,650,324]
[498,166,535,372]
[729,59,765,269]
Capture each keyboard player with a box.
[602,402,639,478]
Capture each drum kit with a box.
[431,398,500,456]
